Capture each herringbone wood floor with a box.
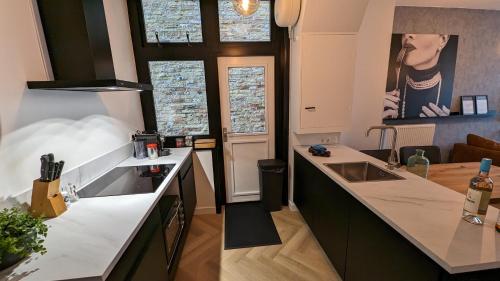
[176,208,341,281]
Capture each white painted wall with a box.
[341,0,396,149]
[193,151,216,214]
[0,0,144,203]
[288,0,396,206]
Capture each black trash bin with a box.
[258,159,286,212]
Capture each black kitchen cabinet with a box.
[294,151,500,281]
[314,169,351,279]
[294,152,351,279]
[107,207,168,281]
[293,153,317,227]
[179,154,196,227]
[345,198,441,281]
[130,222,169,281]
[442,270,500,281]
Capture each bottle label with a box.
[464,189,482,214]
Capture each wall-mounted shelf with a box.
[383,111,497,125]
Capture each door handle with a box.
[223,128,235,142]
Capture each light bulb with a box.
[232,0,260,16]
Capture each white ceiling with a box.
[396,0,500,10]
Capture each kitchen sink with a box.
[325,162,405,183]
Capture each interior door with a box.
[218,56,275,203]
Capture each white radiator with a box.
[381,124,436,156]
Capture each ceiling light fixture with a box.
[232,0,260,16]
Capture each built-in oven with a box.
[162,195,185,270]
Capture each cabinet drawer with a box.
[107,207,167,281]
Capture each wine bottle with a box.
[462,158,494,225]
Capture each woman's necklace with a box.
[401,72,442,118]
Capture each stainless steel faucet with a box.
[366,126,400,170]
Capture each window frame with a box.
[140,0,205,44]
[128,0,282,140]
[136,0,208,48]
[127,0,289,212]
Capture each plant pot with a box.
[0,253,25,271]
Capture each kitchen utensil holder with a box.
[30,179,67,218]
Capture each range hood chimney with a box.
[27,0,152,92]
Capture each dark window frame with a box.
[127,0,289,211]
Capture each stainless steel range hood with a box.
[27,0,152,92]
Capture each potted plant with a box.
[0,208,48,270]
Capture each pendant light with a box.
[232,0,260,16]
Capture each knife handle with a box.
[53,163,59,181]
[56,161,65,179]
[48,162,55,182]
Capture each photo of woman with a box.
[383,33,459,119]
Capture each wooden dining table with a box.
[427,162,500,204]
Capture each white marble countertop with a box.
[0,148,192,281]
[294,145,500,274]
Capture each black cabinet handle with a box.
[305,107,316,110]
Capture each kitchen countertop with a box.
[295,145,500,274]
[0,147,193,281]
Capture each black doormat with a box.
[224,202,282,250]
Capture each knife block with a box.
[30,179,67,218]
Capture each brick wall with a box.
[149,61,210,136]
[229,67,266,133]
[142,0,203,43]
[218,0,270,42]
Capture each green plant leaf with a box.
[0,208,48,264]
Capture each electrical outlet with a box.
[320,137,333,144]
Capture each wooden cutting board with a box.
[427,162,500,203]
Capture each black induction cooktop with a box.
[77,164,175,198]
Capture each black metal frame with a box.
[460,95,476,115]
[126,0,290,211]
[474,95,489,115]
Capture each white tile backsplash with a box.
[3,143,133,207]
[78,143,133,188]
[294,132,341,146]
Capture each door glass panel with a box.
[228,67,266,134]
[142,0,203,43]
[149,61,210,136]
[218,0,271,42]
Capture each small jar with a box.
[147,143,159,160]
[176,137,185,148]
[149,165,161,173]
[406,149,430,179]
[185,136,193,147]
[133,140,147,159]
